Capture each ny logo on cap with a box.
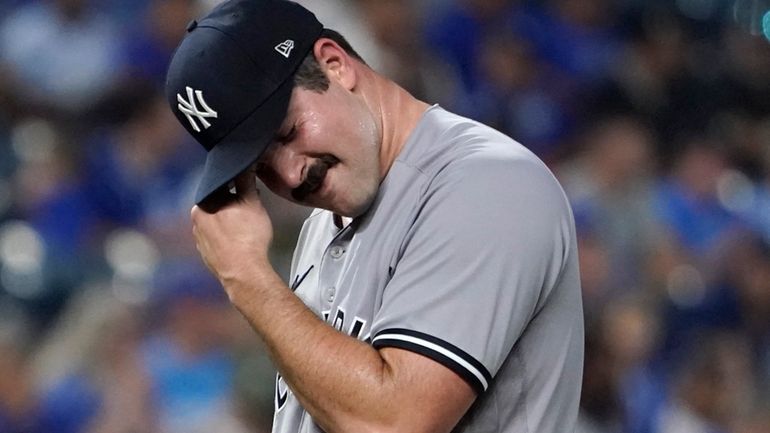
[275,39,295,58]
[177,86,218,133]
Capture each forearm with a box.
[225,266,408,433]
[190,186,473,432]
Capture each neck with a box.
[360,69,430,179]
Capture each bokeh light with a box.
[104,229,160,304]
[717,169,755,212]
[0,220,46,299]
[764,9,770,41]
[10,118,58,163]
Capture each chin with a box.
[307,177,379,217]
[320,204,361,218]
[343,195,378,218]
[321,195,373,218]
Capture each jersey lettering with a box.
[332,308,345,331]
[327,307,367,340]
[275,373,289,411]
[349,318,366,339]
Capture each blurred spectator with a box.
[0,307,42,433]
[426,0,576,156]
[575,230,613,319]
[718,115,770,243]
[3,118,87,324]
[81,80,199,231]
[1,81,198,325]
[359,0,458,106]
[604,298,666,433]
[583,7,721,158]
[657,332,759,433]
[0,0,121,114]
[558,116,665,292]
[31,263,260,433]
[32,289,154,433]
[141,262,250,433]
[11,118,88,254]
[717,26,770,117]
[425,0,514,113]
[476,29,573,159]
[725,235,770,388]
[120,0,199,86]
[654,136,742,257]
[732,407,770,433]
[579,319,623,433]
[514,0,623,84]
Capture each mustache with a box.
[292,155,340,201]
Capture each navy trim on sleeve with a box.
[372,328,492,394]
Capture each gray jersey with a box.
[273,106,584,433]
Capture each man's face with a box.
[255,80,382,217]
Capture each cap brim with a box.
[194,76,294,204]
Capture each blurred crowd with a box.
[0,0,768,432]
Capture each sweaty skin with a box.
[191,38,474,433]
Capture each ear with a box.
[312,38,357,91]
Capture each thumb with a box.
[234,169,260,201]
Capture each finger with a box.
[234,169,260,201]
[198,187,237,213]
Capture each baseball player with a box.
[165,1,584,432]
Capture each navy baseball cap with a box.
[165,0,323,204]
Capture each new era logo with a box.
[177,86,218,133]
[275,39,295,58]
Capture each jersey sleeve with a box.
[370,152,575,394]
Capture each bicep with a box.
[379,347,476,433]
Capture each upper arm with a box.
[371,152,574,402]
[378,346,476,433]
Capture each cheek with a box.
[320,91,378,152]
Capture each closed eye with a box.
[276,124,297,144]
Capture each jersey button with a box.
[325,286,336,302]
[330,245,344,259]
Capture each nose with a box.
[258,144,305,191]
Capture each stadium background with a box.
[0,0,769,432]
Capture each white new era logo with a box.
[275,39,295,58]
[177,86,218,132]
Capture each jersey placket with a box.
[317,224,353,321]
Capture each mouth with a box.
[292,155,340,201]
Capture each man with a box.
[165,1,584,432]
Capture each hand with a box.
[191,170,274,292]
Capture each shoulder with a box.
[401,107,549,181]
[410,108,566,204]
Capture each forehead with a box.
[277,86,334,131]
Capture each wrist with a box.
[219,259,280,304]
